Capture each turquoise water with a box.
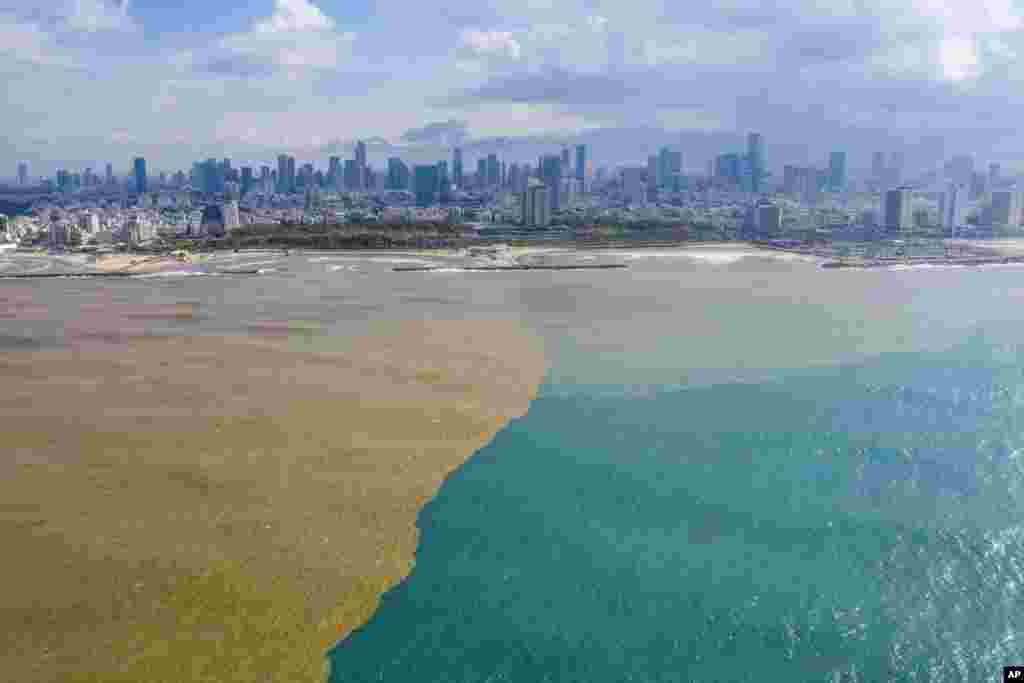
[328,332,1024,682]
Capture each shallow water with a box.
[7,246,1024,680]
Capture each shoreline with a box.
[1,320,546,683]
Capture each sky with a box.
[3,0,1023,174]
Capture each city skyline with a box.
[3,0,1023,172]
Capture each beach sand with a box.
[0,320,545,682]
[91,253,191,273]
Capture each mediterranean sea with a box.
[323,248,1024,682]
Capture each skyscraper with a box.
[622,167,646,205]
[17,163,27,186]
[133,157,147,194]
[647,155,659,190]
[871,152,886,183]
[387,158,409,190]
[575,145,586,181]
[988,163,1001,189]
[355,140,367,189]
[715,153,741,186]
[883,187,913,231]
[939,184,965,235]
[658,147,673,189]
[947,155,974,186]
[452,148,464,188]
[436,161,449,197]
[486,154,500,187]
[970,172,987,201]
[828,152,847,192]
[413,165,439,206]
[540,155,562,211]
[888,151,904,187]
[746,132,764,193]
[328,156,342,188]
[521,179,551,228]
[343,160,360,190]
[240,167,253,196]
[105,163,114,185]
[277,155,289,193]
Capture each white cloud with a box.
[459,29,522,59]
[198,0,353,74]
[63,0,135,33]
[254,0,335,33]
[939,35,980,81]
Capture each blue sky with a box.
[4,0,1024,173]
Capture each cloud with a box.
[192,0,353,76]
[62,0,135,33]
[459,28,521,59]
[400,119,469,145]
[253,0,334,33]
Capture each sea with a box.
[6,245,1024,681]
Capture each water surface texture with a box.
[329,335,1024,682]
[6,246,1024,681]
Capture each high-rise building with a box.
[277,155,291,193]
[17,163,27,186]
[746,132,764,193]
[988,163,1001,189]
[133,157,147,194]
[328,157,342,188]
[240,167,254,196]
[575,145,586,181]
[871,152,886,183]
[387,157,409,190]
[413,165,439,206]
[888,151,904,187]
[883,187,914,231]
[658,147,674,189]
[715,153,742,187]
[452,148,464,188]
[970,172,988,201]
[105,163,114,185]
[476,159,487,187]
[486,154,500,187]
[828,152,847,192]
[990,191,1023,227]
[647,155,659,190]
[343,160,360,190]
[203,158,224,194]
[621,167,646,205]
[437,160,449,198]
[520,179,551,228]
[355,140,367,189]
[947,155,974,186]
[540,155,563,211]
[939,184,965,234]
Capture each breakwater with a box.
[393,264,629,272]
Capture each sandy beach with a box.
[91,253,192,273]
[0,319,545,682]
